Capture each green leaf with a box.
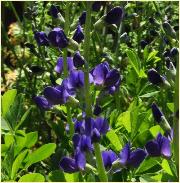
[161,159,173,176]
[48,170,65,182]
[25,143,56,168]
[126,49,140,75]
[146,50,159,62]
[149,125,164,137]
[139,91,160,98]
[64,172,79,182]
[116,111,131,132]
[167,103,174,113]
[18,173,45,182]
[5,133,14,147]
[140,175,156,182]
[11,149,29,179]
[136,157,161,174]
[2,89,17,117]
[15,107,32,131]
[25,131,38,148]
[106,130,122,151]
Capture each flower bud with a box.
[79,11,86,25]
[34,31,49,46]
[49,5,59,18]
[140,40,148,49]
[34,96,52,110]
[91,128,101,143]
[73,25,84,44]
[170,47,178,57]
[151,102,164,123]
[92,2,102,12]
[73,51,85,68]
[162,21,177,39]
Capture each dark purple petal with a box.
[79,11,86,25]
[48,28,68,48]
[145,140,161,156]
[75,148,86,170]
[49,5,59,18]
[34,96,52,110]
[102,150,118,169]
[128,148,147,168]
[85,117,95,136]
[160,136,171,158]
[72,133,81,149]
[34,32,49,46]
[119,143,130,165]
[73,25,84,44]
[105,7,123,25]
[80,135,92,152]
[59,157,78,173]
[94,117,109,135]
[74,120,85,134]
[104,69,120,87]
[55,57,75,74]
[151,103,164,123]
[92,2,102,12]
[92,62,110,85]
[147,68,164,85]
[93,105,102,116]
[73,51,85,68]
[164,128,173,141]
[91,128,101,143]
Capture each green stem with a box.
[83,2,92,117]
[94,143,108,182]
[173,54,179,179]
[62,2,74,137]
[84,3,108,182]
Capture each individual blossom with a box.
[34,31,49,46]
[73,24,84,44]
[43,85,70,105]
[79,11,86,25]
[140,40,148,49]
[93,104,102,116]
[145,133,171,158]
[119,143,147,168]
[59,148,86,173]
[92,1,102,12]
[170,47,178,57]
[73,51,85,68]
[102,150,118,170]
[49,5,59,18]
[105,6,123,25]
[54,57,75,74]
[48,28,68,48]
[34,96,52,110]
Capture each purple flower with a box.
[94,117,110,135]
[102,150,118,169]
[43,85,69,105]
[34,31,49,46]
[140,40,148,49]
[49,5,59,18]
[73,25,84,44]
[170,47,178,57]
[91,128,101,143]
[74,120,85,134]
[105,7,123,25]
[93,105,102,116]
[59,149,86,173]
[73,51,85,68]
[119,143,147,168]
[48,28,68,48]
[145,133,171,158]
[34,96,52,110]
[54,57,75,74]
[79,11,86,25]
[147,68,165,85]
[104,69,120,88]
[151,102,164,123]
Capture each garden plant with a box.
[1,1,179,182]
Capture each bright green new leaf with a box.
[139,91,160,98]
[161,159,173,176]
[48,170,65,182]
[18,173,45,182]
[167,103,174,113]
[25,143,56,168]
[2,89,17,117]
[64,172,79,182]
[150,125,164,137]
[25,131,38,148]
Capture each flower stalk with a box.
[62,3,74,137]
[84,2,108,181]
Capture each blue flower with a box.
[102,150,118,169]
[145,133,171,158]
[140,40,148,49]
[119,143,147,168]
[48,28,68,48]
[34,96,52,110]
[92,2,102,12]
[43,85,70,105]
[79,11,86,25]
[147,68,165,85]
[93,104,102,116]
[105,7,123,25]
[73,25,84,44]
[34,31,49,46]
[49,5,59,18]
[151,102,164,123]
[54,57,75,74]
[73,51,85,68]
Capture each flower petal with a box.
[119,143,130,166]
[59,157,78,173]
[145,140,161,156]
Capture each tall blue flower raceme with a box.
[59,116,110,173]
